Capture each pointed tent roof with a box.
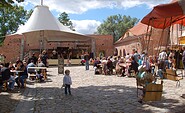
[15,5,91,41]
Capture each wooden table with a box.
[10,70,23,74]
[10,70,24,78]
[27,67,47,80]
[10,70,25,87]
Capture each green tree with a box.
[0,0,24,7]
[25,9,33,20]
[58,12,75,31]
[97,14,139,42]
[0,5,27,44]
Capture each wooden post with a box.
[58,55,64,74]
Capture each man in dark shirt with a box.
[28,53,38,65]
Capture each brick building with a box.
[88,35,114,58]
[114,22,169,57]
[0,34,114,63]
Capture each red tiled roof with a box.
[114,35,139,45]
[115,22,149,43]
[128,22,149,36]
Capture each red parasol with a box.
[141,0,185,29]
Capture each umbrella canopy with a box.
[141,0,185,29]
[14,5,91,41]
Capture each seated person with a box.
[112,57,118,69]
[137,65,155,103]
[157,60,166,79]
[27,60,36,74]
[36,70,44,82]
[15,61,28,88]
[37,59,45,67]
[1,63,15,90]
[93,57,101,68]
[107,58,113,75]
[116,57,126,76]
[101,57,107,75]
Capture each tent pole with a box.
[171,24,174,47]
[146,26,152,54]
[145,18,151,53]
[41,0,43,5]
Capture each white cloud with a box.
[72,20,101,34]
[19,0,172,34]
[22,0,171,14]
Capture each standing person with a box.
[132,49,140,63]
[182,46,185,75]
[84,51,90,70]
[63,70,72,95]
[128,56,139,76]
[41,50,48,67]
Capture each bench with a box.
[165,69,183,87]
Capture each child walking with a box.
[63,69,72,95]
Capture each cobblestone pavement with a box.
[1,66,185,113]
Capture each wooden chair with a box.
[129,70,137,77]
[165,69,183,87]
[143,81,163,101]
[136,72,163,102]
[2,80,8,91]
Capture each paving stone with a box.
[1,66,185,113]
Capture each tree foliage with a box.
[58,12,75,31]
[0,5,27,43]
[0,0,24,7]
[97,14,139,42]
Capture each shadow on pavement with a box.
[14,84,185,113]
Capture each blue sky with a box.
[18,0,171,34]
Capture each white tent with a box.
[15,5,91,42]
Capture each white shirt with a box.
[63,74,72,85]
[158,51,167,61]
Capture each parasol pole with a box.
[165,17,173,48]
[145,18,151,53]
[146,21,153,54]
[156,18,166,56]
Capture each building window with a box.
[114,48,118,56]
[123,49,126,56]
[119,50,122,57]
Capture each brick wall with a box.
[88,35,114,58]
[0,34,114,62]
[114,28,169,57]
[0,35,23,62]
